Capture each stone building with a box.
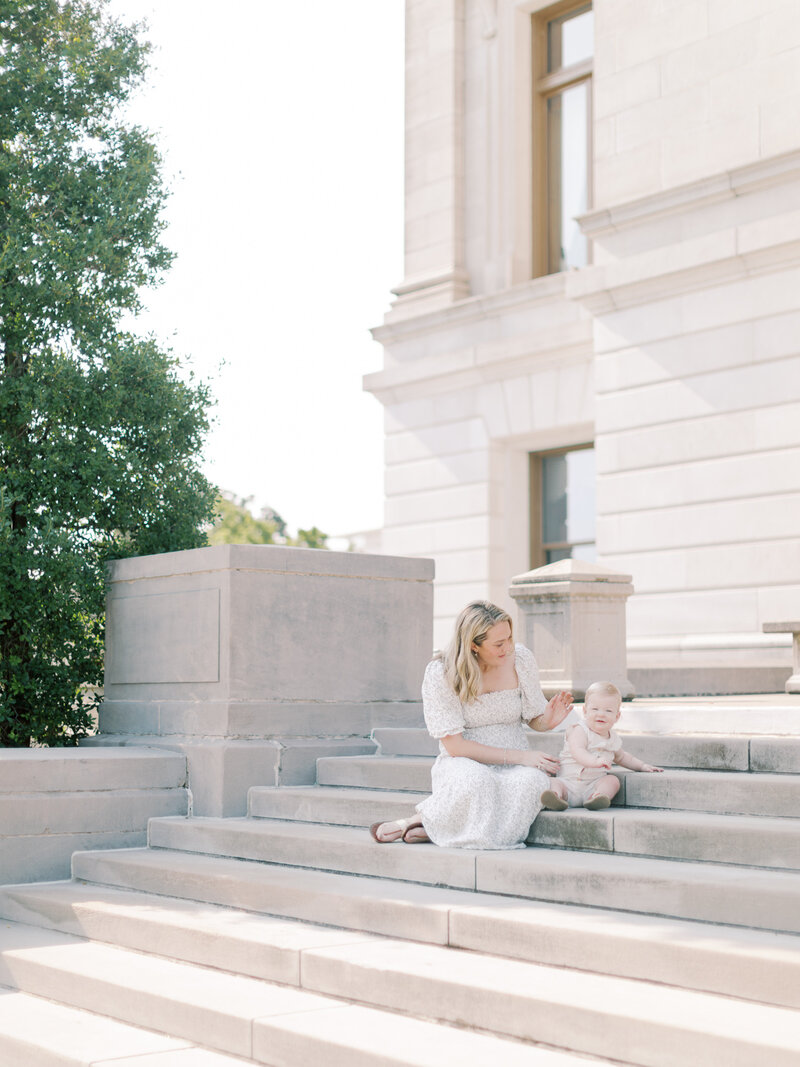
[366,0,800,694]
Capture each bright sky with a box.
[107,1,404,539]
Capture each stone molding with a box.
[565,216,800,314]
[579,148,800,238]
[371,270,569,346]
[364,323,591,404]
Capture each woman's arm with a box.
[515,645,573,731]
[567,725,612,769]
[528,690,573,731]
[442,732,560,774]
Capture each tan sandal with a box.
[584,794,611,810]
[402,825,429,843]
[369,817,419,843]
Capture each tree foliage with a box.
[209,492,328,550]
[0,1,216,746]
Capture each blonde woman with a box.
[370,600,573,849]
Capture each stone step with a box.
[14,858,800,1012]
[0,788,187,836]
[315,755,800,817]
[0,747,186,792]
[248,784,424,824]
[0,985,243,1066]
[0,918,603,1067]
[144,816,800,933]
[372,727,766,769]
[3,894,800,1067]
[249,780,800,849]
[317,754,434,791]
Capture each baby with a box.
[540,680,662,811]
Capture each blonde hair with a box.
[584,681,622,706]
[439,600,513,703]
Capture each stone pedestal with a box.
[509,560,634,701]
[89,545,434,815]
[762,622,800,695]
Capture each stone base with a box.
[630,666,795,698]
[81,735,377,817]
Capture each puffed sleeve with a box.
[514,644,548,723]
[421,658,466,739]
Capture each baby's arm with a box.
[615,749,663,773]
[567,725,613,769]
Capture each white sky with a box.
[107,0,404,538]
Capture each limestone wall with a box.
[368,0,799,684]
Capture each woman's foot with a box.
[540,789,568,811]
[584,794,611,810]
[402,825,430,843]
[369,817,422,843]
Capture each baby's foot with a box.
[584,794,611,810]
[541,789,568,811]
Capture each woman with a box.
[370,600,573,849]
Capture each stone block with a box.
[530,811,614,851]
[612,810,800,870]
[0,991,194,1066]
[315,754,433,792]
[594,61,660,121]
[100,547,434,813]
[751,738,800,773]
[0,749,186,793]
[509,560,634,699]
[148,817,477,891]
[1,830,148,886]
[0,790,186,837]
[276,739,377,787]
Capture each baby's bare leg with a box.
[541,778,568,811]
[584,774,620,809]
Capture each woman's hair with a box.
[439,600,513,703]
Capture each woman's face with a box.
[472,620,513,668]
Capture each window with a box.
[529,445,596,567]
[533,3,593,276]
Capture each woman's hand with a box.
[536,690,573,731]
[519,749,560,775]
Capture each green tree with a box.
[0,0,216,747]
[209,492,328,550]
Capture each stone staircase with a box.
[1,724,800,1065]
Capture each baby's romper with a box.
[558,720,622,807]
[415,644,551,849]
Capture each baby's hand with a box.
[640,763,663,773]
[594,757,612,769]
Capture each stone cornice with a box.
[566,208,800,313]
[364,321,592,403]
[371,271,569,346]
[579,148,800,238]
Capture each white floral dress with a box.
[415,644,551,850]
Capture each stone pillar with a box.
[388,0,468,320]
[90,545,434,815]
[509,559,634,701]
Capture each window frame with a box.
[531,1,594,278]
[529,442,596,568]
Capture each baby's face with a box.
[583,693,621,736]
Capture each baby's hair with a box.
[585,680,622,703]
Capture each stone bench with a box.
[762,621,800,694]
